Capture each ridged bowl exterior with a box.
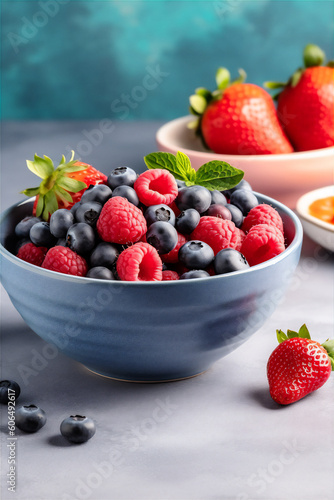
[0,195,302,382]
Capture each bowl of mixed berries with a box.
[157,45,334,208]
[0,150,302,382]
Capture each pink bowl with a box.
[156,116,334,208]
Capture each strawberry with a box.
[21,151,107,221]
[266,44,334,151]
[267,324,334,405]
[188,68,293,155]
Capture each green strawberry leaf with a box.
[276,329,288,344]
[60,163,88,174]
[215,67,230,90]
[287,329,299,339]
[303,44,325,68]
[144,152,185,181]
[195,87,212,100]
[26,154,54,179]
[43,191,58,220]
[195,161,244,191]
[187,118,200,130]
[54,186,74,203]
[321,339,334,371]
[189,94,207,115]
[176,151,196,184]
[20,187,40,197]
[35,194,44,218]
[298,324,311,339]
[290,69,304,87]
[56,177,87,193]
[264,81,287,89]
[233,68,247,85]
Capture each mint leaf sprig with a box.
[144,151,244,191]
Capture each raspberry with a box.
[191,216,241,255]
[97,196,147,244]
[17,243,47,267]
[242,204,284,234]
[162,270,179,281]
[116,242,162,281]
[42,246,88,276]
[134,169,178,206]
[240,223,285,266]
[160,232,188,263]
[168,201,181,217]
[235,229,246,252]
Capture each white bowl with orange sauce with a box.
[296,186,334,252]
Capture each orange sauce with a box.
[309,196,334,225]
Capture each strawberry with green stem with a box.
[22,151,107,221]
[266,44,334,151]
[267,324,334,405]
[188,68,293,155]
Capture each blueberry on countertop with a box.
[60,415,96,444]
[15,404,47,433]
[0,380,21,404]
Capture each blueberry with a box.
[70,201,82,217]
[144,204,175,226]
[179,270,210,279]
[86,266,115,280]
[179,241,214,270]
[176,179,186,189]
[66,223,95,255]
[75,202,102,227]
[175,209,200,234]
[50,209,74,238]
[0,380,21,404]
[30,222,57,247]
[205,204,232,220]
[15,404,46,433]
[112,185,139,207]
[107,166,137,189]
[211,190,227,206]
[80,184,112,205]
[60,415,96,444]
[225,204,244,228]
[56,238,67,247]
[176,185,211,213]
[214,248,250,275]
[15,216,41,239]
[146,221,178,254]
[230,189,258,216]
[222,179,252,199]
[90,242,119,270]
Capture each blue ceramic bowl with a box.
[0,195,302,382]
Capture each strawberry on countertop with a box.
[267,324,334,405]
[188,68,293,155]
[266,44,334,151]
[22,151,107,221]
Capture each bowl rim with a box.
[296,185,334,233]
[0,193,303,286]
[156,115,334,161]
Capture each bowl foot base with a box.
[84,366,208,383]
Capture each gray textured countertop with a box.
[1,121,333,500]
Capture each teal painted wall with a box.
[2,0,333,120]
